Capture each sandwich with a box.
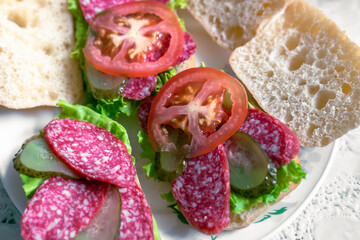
[14,100,161,240]
[137,66,306,234]
[68,0,196,118]
[11,1,197,238]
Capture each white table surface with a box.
[1,0,360,239]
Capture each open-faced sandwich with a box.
[137,66,306,234]
[69,0,196,118]
[14,101,160,240]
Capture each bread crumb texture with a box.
[230,0,360,147]
[187,0,289,50]
[0,0,83,109]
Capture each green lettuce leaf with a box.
[138,131,158,180]
[160,190,188,224]
[88,96,140,119]
[167,0,188,31]
[154,68,177,94]
[161,190,176,203]
[167,0,189,10]
[168,203,189,225]
[68,0,88,59]
[152,215,161,240]
[19,174,48,200]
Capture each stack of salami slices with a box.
[18,113,156,239]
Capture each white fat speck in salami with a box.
[171,145,230,235]
[123,75,157,100]
[43,118,135,187]
[118,184,154,240]
[239,108,300,167]
[21,176,109,240]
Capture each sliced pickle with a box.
[13,136,81,179]
[226,132,277,198]
[85,58,128,100]
[155,126,190,182]
[155,151,187,182]
[74,186,121,240]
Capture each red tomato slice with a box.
[83,1,184,77]
[147,67,248,158]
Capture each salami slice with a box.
[123,75,157,100]
[171,145,230,235]
[137,95,155,132]
[239,108,300,167]
[79,0,134,23]
[21,176,109,240]
[118,184,154,240]
[43,118,135,187]
[147,32,196,67]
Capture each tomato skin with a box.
[147,67,248,158]
[83,1,184,77]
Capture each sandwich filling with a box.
[138,67,306,234]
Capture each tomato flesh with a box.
[83,1,184,77]
[147,67,248,158]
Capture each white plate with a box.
[0,104,338,240]
[0,0,356,239]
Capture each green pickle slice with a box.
[13,136,81,179]
[155,127,190,182]
[155,151,187,182]
[226,132,277,198]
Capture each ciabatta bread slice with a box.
[230,0,360,147]
[0,0,83,109]
[187,0,290,50]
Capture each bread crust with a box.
[225,156,301,230]
[175,55,196,72]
